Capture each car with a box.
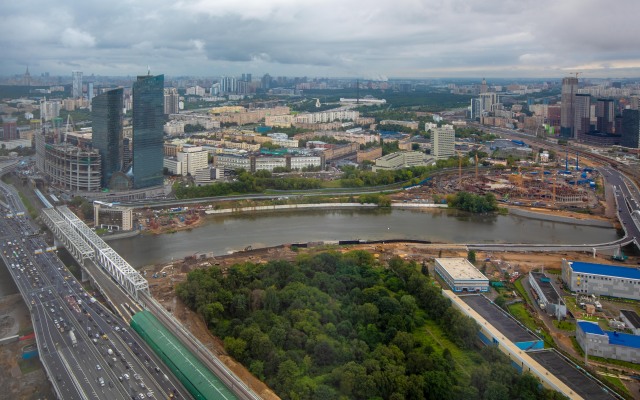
[138,394,146,399]
[123,373,130,380]
[96,364,102,371]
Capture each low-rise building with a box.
[528,272,567,319]
[561,259,640,301]
[434,258,489,293]
[93,201,133,231]
[372,151,433,172]
[194,167,223,186]
[576,320,640,363]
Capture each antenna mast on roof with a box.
[147,65,151,76]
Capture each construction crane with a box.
[475,153,479,180]
[64,114,75,144]
[552,172,557,205]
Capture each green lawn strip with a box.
[597,375,633,399]
[506,303,554,346]
[513,278,531,303]
[552,320,576,331]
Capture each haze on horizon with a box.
[2,0,640,79]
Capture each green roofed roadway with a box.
[130,310,238,400]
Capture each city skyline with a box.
[2,0,640,79]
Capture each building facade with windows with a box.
[431,126,455,160]
[133,74,165,189]
[561,259,640,300]
[92,88,124,188]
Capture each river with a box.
[109,208,620,268]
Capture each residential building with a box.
[72,70,83,98]
[431,125,455,160]
[574,94,591,141]
[596,98,615,133]
[164,88,179,115]
[621,109,639,148]
[560,76,579,138]
[132,74,165,189]
[1,117,18,140]
[92,88,124,188]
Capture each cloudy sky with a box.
[2,0,639,79]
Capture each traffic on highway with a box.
[0,178,188,399]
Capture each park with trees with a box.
[177,251,567,400]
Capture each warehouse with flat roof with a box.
[576,320,640,363]
[561,259,640,300]
[434,258,489,292]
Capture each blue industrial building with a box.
[561,259,640,300]
[577,321,640,363]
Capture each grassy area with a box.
[597,375,632,399]
[506,303,554,346]
[17,358,41,374]
[414,318,481,379]
[513,278,531,303]
[552,320,576,331]
[17,191,38,219]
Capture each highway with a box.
[0,179,189,400]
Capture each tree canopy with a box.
[177,251,566,400]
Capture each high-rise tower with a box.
[560,76,579,138]
[595,98,614,133]
[573,94,591,141]
[132,74,164,189]
[72,71,83,98]
[92,88,124,188]
[163,88,179,115]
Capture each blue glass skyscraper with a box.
[132,74,164,189]
[92,88,123,188]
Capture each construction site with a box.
[396,148,603,212]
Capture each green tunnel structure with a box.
[130,310,238,400]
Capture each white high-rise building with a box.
[72,71,83,98]
[431,125,455,160]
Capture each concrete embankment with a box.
[205,202,448,215]
[101,229,141,242]
[508,208,613,228]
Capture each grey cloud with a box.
[1,0,639,78]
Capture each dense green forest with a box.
[177,251,567,400]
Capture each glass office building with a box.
[92,88,123,188]
[133,74,164,189]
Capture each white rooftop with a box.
[436,258,488,281]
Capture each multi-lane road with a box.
[0,178,189,400]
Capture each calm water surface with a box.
[110,208,620,268]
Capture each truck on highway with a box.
[69,330,77,347]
